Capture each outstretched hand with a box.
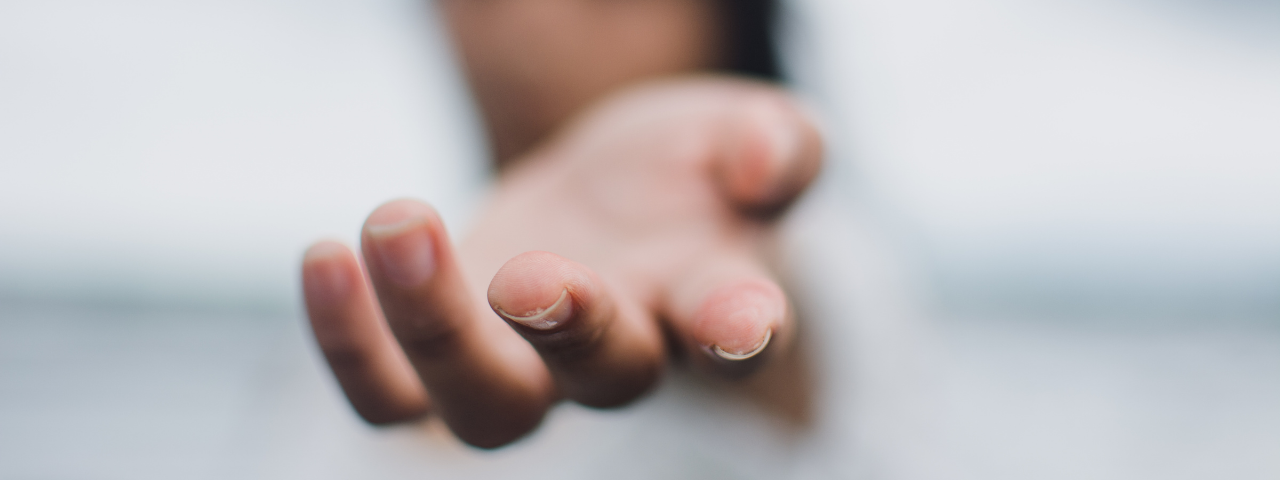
[301,77,821,448]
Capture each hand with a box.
[300,77,822,448]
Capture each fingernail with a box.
[711,329,772,361]
[496,289,574,331]
[366,216,435,288]
[302,242,351,307]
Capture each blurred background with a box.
[2,0,1277,478]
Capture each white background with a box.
[0,0,488,311]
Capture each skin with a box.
[301,0,822,449]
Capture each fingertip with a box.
[364,198,444,231]
[362,199,447,290]
[302,240,358,310]
[488,251,592,332]
[718,96,823,214]
[362,198,448,260]
[691,279,787,362]
[305,239,353,261]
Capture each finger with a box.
[302,241,429,424]
[360,199,554,448]
[662,249,792,378]
[487,251,664,408]
[715,91,823,215]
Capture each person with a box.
[299,0,824,449]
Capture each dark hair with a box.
[717,0,782,81]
